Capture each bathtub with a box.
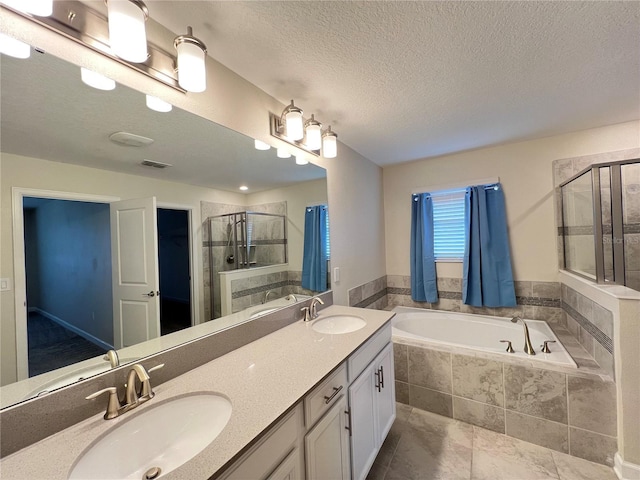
[392,306,577,368]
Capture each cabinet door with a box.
[305,395,351,480]
[374,343,396,442]
[267,448,302,480]
[348,363,378,480]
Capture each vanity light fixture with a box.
[81,67,116,90]
[277,147,291,159]
[106,0,149,63]
[322,126,338,159]
[269,101,337,158]
[295,155,309,166]
[145,95,172,113]
[254,140,271,151]
[26,0,53,17]
[174,26,207,93]
[0,33,30,59]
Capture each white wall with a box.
[383,121,640,282]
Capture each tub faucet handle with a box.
[500,340,515,353]
[541,340,556,354]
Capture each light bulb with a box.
[107,0,148,63]
[25,0,53,16]
[322,126,338,159]
[277,148,291,159]
[0,33,30,59]
[254,140,270,151]
[146,95,172,113]
[175,28,207,93]
[81,68,116,90]
[305,117,322,151]
[295,155,309,165]
[285,109,303,140]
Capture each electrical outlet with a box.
[0,278,12,292]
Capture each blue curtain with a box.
[302,205,328,292]
[410,193,438,303]
[462,184,516,307]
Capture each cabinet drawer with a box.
[219,403,303,480]
[304,363,348,428]
[348,323,391,383]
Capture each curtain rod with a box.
[411,177,499,195]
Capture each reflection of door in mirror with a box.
[18,193,194,380]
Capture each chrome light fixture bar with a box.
[270,100,338,158]
[1,0,185,92]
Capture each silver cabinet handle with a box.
[345,409,352,436]
[379,366,385,389]
[374,369,381,392]
[324,385,343,404]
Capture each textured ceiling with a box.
[149,0,640,166]
[1,50,325,193]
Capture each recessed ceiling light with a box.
[146,95,172,113]
[254,139,270,151]
[109,131,154,147]
[81,67,116,90]
[0,33,30,59]
[239,185,249,191]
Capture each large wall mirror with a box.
[0,45,329,408]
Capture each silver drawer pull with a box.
[324,385,343,404]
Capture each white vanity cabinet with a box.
[348,327,396,480]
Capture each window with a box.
[431,189,465,261]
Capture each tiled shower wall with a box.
[560,284,614,379]
[393,344,617,466]
[202,200,287,320]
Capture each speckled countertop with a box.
[0,305,394,480]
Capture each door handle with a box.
[143,291,155,297]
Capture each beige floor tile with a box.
[385,408,473,480]
[552,451,618,480]
[471,426,559,480]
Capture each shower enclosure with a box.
[207,211,287,318]
[560,158,640,291]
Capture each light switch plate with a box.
[333,267,340,283]
[0,278,12,292]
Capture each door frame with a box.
[12,191,200,380]
[156,202,199,329]
[12,187,120,380]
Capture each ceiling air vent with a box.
[141,159,172,169]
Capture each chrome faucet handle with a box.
[500,340,515,353]
[139,364,163,399]
[86,387,120,420]
[541,340,556,354]
[301,306,311,322]
[103,349,120,368]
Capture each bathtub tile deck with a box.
[367,403,618,480]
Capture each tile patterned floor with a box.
[367,403,618,480]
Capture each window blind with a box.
[431,189,465,261]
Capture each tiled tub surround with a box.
[348,275,389,310]
[0,305,395,479]
[229,270,318,314]
[560,283,615,379]
[393,342,618,466]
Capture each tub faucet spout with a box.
[511,316,536,355]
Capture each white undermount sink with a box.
[312,314,366,334]
[69,393,232,480]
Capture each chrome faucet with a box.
[86,363,164,420]
[103,349,120,368]
[511,316,536,355]
[301,296,325,322]
[263,290,275,304]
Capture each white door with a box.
[110,197,160,348]
[348,363,378,480]
[305,396,351,480]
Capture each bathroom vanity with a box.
[0,305,395,480]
